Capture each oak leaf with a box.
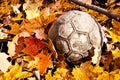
[22,36,45,56]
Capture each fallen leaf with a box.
[109,30,120,42]
[4,63,32,79]
[20,18,43,33]
[97,71,109,80]
[23,1,42,20]
[36,50,52,75]
[7,41,16,57]
[15,37,25,54]
[0,2,12,18]
[100,51,113,70]
[112,49,120,59]
[22,36,45,56]
[72,66,89,80]
[11,13,23,21]
[0,28,8,39]
[34,28,47,40]
[112,19,120,36]
[6,22,20,35]
[0,52,11,72]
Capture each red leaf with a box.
[23,36,45,56]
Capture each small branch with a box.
[71,0,120,21]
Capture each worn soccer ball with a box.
[48,10,105,64]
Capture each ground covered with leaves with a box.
[0,0,120,80]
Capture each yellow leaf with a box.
[97,71,109,80]
[45,70,53,80]
[72,66,89,80]
[45,68,69,80]
[15,72,32,79]
[114,74,120,80]
[25,9,40,20]
[109,30,120,42]
[0,2,12,18]
[6,22,20,35]
[92,65,104,73]
[4,63,32,79]
[11,13,23,21]
[23,1,41,20]
[112,50,120,59]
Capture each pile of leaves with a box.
[0,0,120,80]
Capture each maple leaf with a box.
[22,36,45,56]
[36,50,52,75]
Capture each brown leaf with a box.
[100,51,113,70]
[15,37,25,54]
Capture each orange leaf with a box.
[20,18,43,33]
[36,50,52,75]
[6,22,20,35]
[22,36,45,56]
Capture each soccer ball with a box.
[48,10,105,64]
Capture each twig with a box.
[0,39,11,42]
[71,0,120,21]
